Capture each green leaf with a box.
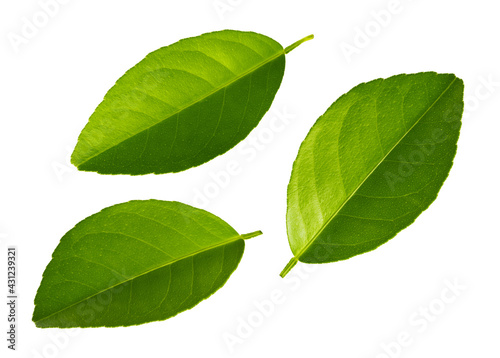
[71,30,313,175]
[281,72,464,277]
[33,200,261,328]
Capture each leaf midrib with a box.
[34,234,246,324]
[294,77,458,260]
[75,48,286,168]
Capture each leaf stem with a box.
[284,34,314,54]
[280,257,298,278]
[241,230,263,240]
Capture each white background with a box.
[1,0,499,357]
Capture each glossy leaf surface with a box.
[33,200,261,327]
[282,72,464,277]
[71,30,312,175]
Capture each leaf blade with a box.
[33,200,261,327]
[71,30,311,175]
[283,72,464,276]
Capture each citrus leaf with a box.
[71,30,313,175]
[281,72,464,277]
[33,200,261,327]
